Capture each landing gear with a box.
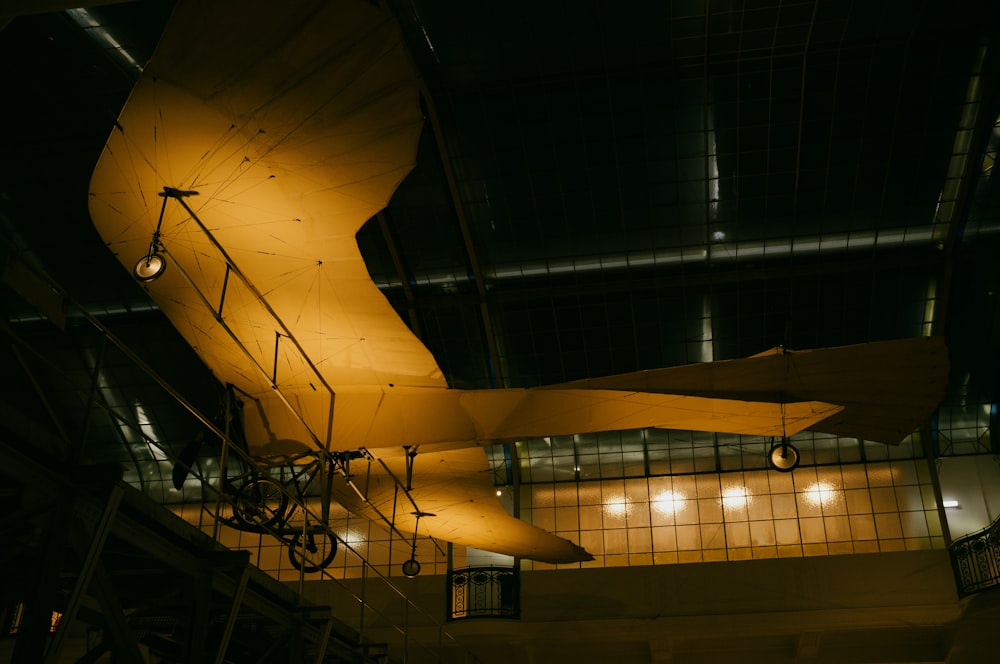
[233,477,288,528]
[289,529,338,573]
[768,438,800,472]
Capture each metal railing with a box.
[447,566,519,620]
[950,515,1000,597]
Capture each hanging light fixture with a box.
[133,250,167,281]
[133,186,187,282]
[402,511,435,577]
[767,357,800,472]
[768,437,800,472]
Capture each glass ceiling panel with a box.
[1,1,995,550]
[490,262,937,387]
[507,427,929,487]
[381,0,984,295]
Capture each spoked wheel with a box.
[289,529,338,573]
[234,477,288,528]
[768,440,800,472]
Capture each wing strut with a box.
[142,187,337,454]
[330,449,444,559]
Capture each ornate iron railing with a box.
[950,515,1000,597]
[447,566,519,620]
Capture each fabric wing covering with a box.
[552,336,950,446]
[331,447,594,564]
[87,0,950,563]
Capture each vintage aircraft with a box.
[87,0,949,567]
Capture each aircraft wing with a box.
[88,0,443,404]
[331,446,593,564]
[84,0,855,455]
[85,0,946,565]
[234,384,842,457]
[329,387,843,447]
[551,337,949,445]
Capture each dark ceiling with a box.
[0,0,998,479]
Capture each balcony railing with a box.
[950,515,1000,597]
[447,566,519,620]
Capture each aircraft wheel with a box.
[768,441,800,472]
[289,529,338,573]
[234,477,288,528]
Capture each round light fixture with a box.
[768,441,800,472]
[402,558,421,577]
[134,253,167,282]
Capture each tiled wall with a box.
[168,456,943,581]
[141,399,990,582]
[520,458,944,570]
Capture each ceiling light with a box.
[942,500,960,508]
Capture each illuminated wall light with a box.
[652,491,687,515]
[942,500,960,508]
[604,496,630,517]
[722,486,750,510]
[342,529,367,548]
[803,482,841,508]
